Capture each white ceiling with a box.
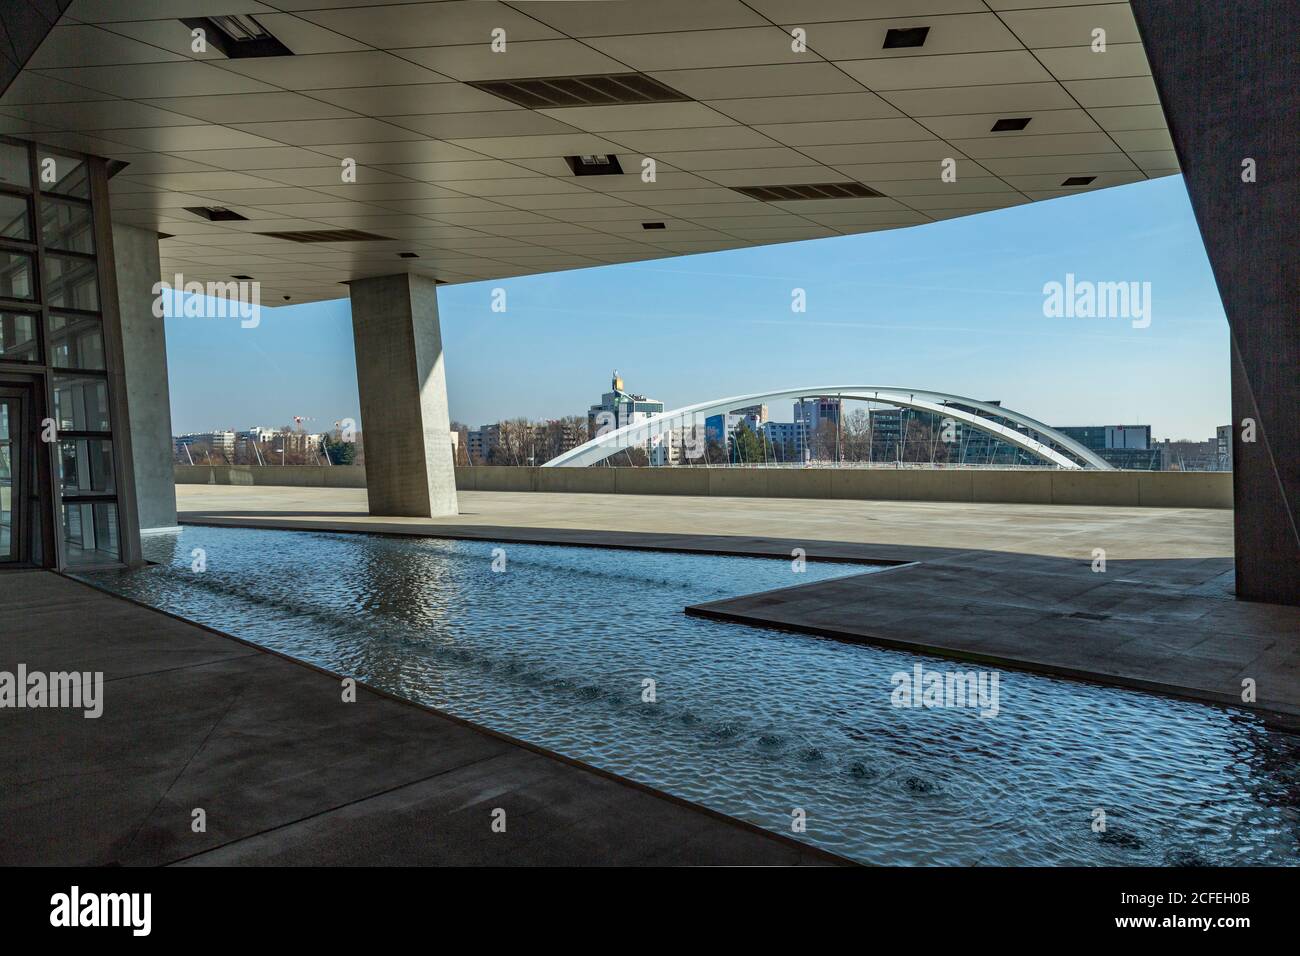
[1,0,1177,304]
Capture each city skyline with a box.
[169,390,1226,448]
[163,175,1229,440]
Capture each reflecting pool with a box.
[84,526,1300,865]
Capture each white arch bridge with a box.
[544,387,1112,471]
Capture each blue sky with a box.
[165,174,1229,440]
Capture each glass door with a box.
[0,395,21,561]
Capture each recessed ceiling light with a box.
[181,14,292,58]
[183,206,247,222]
[211,15,269,41]
[1061,176,1097,186]
[642,222,666,230]
[882,27,930,49]
[564,154,625,177]
[991,117,1032,132]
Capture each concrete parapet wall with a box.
[177,465,1233,508]
[1136,471,1233,509]
[175,465,367,488]
[456,466,1230,508]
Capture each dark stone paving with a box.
[0,572,845,867]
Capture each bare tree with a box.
[842,408,872,462]
[811,421,838,463]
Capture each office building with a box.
[1056,425,1163,471]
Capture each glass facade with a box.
[0,136,124,566]
[0,311,39,362]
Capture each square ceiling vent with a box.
[184,206,247,221]
[991,117,1032,132]
[883,27,930,49]
[564,154,624,176]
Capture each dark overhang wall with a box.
[0,0,72,97]
[1131,0,1300,605]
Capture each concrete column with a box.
[111,223,178,534]
[348,274,458,517]
[1132,0,1300,605]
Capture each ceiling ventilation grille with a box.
[258,229,392,243]
[184,206,247,222]
[731,182,884,202]
[469,73,690,108]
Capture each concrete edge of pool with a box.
[0,570,853,867]
[684,601,1300,729]
[175,516,1300,727]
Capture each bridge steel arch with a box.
[545,386,1113,470]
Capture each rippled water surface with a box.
[85,526,1300,865]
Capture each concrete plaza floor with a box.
[0,571,842,866]
[178,484,1231,561]
[176,486,1299,721]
